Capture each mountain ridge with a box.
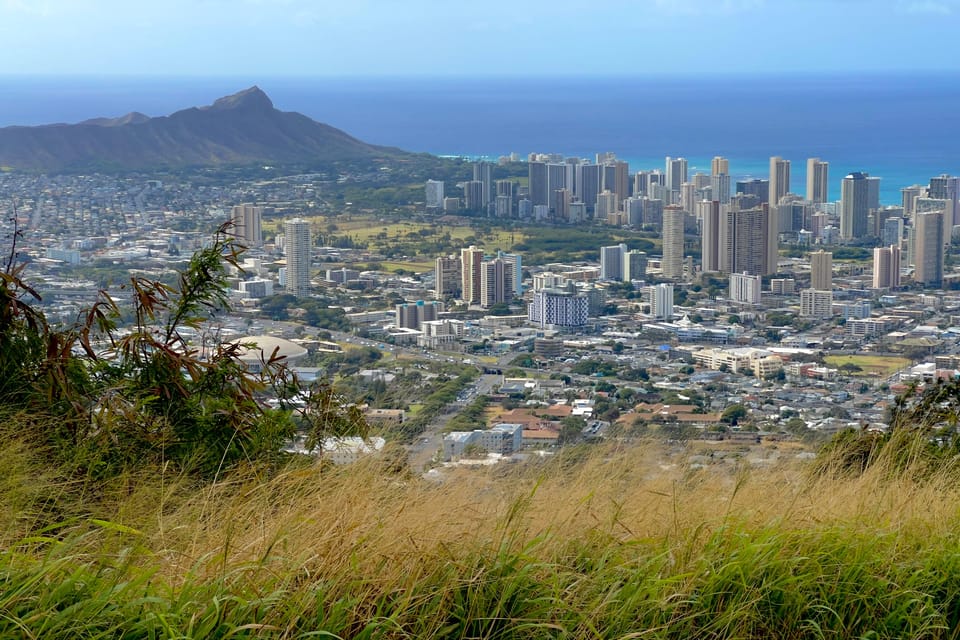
[0,86,403,172]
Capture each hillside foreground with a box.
[3,433,960,639]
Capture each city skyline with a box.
[1,1,959,77]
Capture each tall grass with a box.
[5,437,960,638]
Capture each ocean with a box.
[2,73,959,205]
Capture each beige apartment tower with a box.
[914,210,944,287]
[460,245,485,305]
[231,204,264,248]
[872,245,901,289]
[661,205,685,280]
[769,156,791,207]
[809,250,833,291]
[806,158,829,203]
[711,156,729,177]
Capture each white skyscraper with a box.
[425,180,445,210]
[284,218,312,298]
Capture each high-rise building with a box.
[735,178,770,203]
[434,255,462,299]
[840,172,871,240]
[649,283,674,320]
[528,161,548,207]
[497,251,523,294]
[576,163,601,213]
[231,204,264,248]
[769,157,791,208]
[729,272,762,305]
[596,190,618,223]
[711,156,729,177]
[396,300,443,330]
[710,173,731,205]
[719,206,771,276]
[872,245,901,289]
[547,163,569,214]
[425,180,445,210]
[600,243,627,280]
[495,195,512,218]
[473,161,493,208]
[283,218,311,298]
[480,258,515,308]
[810,250,833,291]
[662,205,685,280]
[806,158,829,203]
[882,216,904,248]
[461,245,484,304]
[914,210,944,287]
[800,289,833,319]
[463,180,485,211]
[700,200,721,272]
[680,182,697,214]
[665,157,688,194]
[623,250,648,281]
[901,184,927,221]
[602,161,629,209]
[528,288,589,328]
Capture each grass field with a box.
[7,437,960,638]
[824,354,912,377]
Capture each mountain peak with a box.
[208,86,274,112]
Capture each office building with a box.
[769,156,791,208]
[662,205,685,280]
[729,272,762,305]
[231,204,264,248]
[840,172,871,240]
[425,180,445,210]
[460,245,485,305]
[914,210,944,287]
[596,190,618,223]
[434,255,462,299]
[810,250,833,291]
[283,218,311,297]
[872,245,901,289]
[806,158,829,203]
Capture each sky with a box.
[1,0,959,76]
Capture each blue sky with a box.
[1,0,958,76]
